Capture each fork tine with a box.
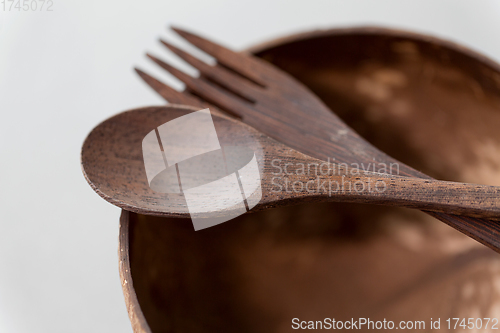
[146,54,255,119]
[134,68,208,108]
[159,39,262,102]
[171,26,268,86]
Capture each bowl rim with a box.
[119,210,152,333]
[245,25,500,78]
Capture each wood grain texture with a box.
[123,208,500,333]
[120,27,500,332]
[82,106,500,220]
[135,26,500,252]
[250,26,500,251]
[119,211,151,333]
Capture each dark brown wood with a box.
[81,105,500,220]
[119,210,151,333]
[135,27,500,252]
[120,27,500,332]
[120,208,500,333]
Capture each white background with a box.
[1,0,500,332]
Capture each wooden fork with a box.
[134,27,500,252]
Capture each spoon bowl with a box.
[82,105,500,224]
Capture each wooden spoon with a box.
[81,105,500,222]
[133,27,500,251]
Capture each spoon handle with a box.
[355,174,499,219]
[280,172,500,220]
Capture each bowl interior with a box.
[125,28,500,332]
[253,28,500,185]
